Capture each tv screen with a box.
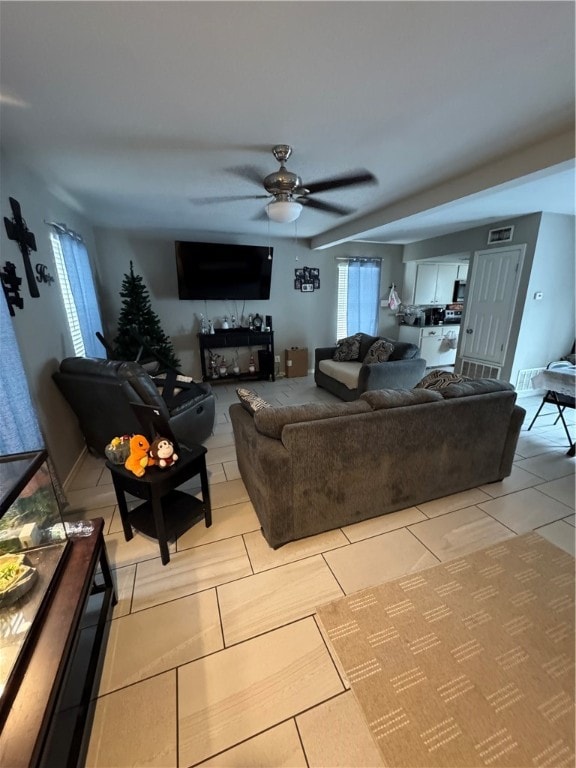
[175,241,273,300]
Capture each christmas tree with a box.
[113,261,180,368]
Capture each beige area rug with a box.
[316,534,575,767]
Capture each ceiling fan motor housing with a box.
[263,167,302,197]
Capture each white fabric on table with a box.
[532,364,576,398]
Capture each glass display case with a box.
[0,450,70,706]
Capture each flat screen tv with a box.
[175,241,273,300]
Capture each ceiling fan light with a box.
[266,200,302,223]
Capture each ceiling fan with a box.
[191,144,377,222]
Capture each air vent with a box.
[458,359,501,380]
[516,367,545,392]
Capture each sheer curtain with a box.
[0,293,43,455]
[345,259,381,337]
[54,229,103,358]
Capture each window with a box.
[49,227,103,358]
[336,258,381,338]
[50,233,85,356]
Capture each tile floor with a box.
[63,376,575,767]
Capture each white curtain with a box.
[0,293,43,455]
[55,229,103,358]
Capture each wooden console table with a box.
[198,328,275,382]
[0,518,116,768]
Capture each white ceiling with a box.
[1,1,574,247]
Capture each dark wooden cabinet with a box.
[198,329,275,382]
[0,518,116,768]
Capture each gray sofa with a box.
[229,380,525,548]
[315,333,426,401]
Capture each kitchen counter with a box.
[398,325,460,367]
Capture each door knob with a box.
[466,328,473,334]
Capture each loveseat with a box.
[229,379,525,548]
[53,357,215,457]
[315,333,426,400]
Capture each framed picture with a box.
[487,225,514,244]
[294,266,320,291]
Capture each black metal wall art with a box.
[1,261,24,316]
[35,263,55,284]
[3,197,40,298]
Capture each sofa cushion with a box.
[440,378,516,399]
[333,333,363,361]
[364,339,394,364]
[253,400,372,440]
[236,387,272,415]
[318,359,363,389]
[358,334,379,361]
[361,388,443,409]
[388,341,420,361]
[415,369,471,390]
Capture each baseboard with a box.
[62,445,88,493]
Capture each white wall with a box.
[1,150,101,483]
[399,213,575,381]
[92,227,404,380]
[511,213,575,383]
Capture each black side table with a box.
[106,445,212,565]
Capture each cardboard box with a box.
[285,347,308,377]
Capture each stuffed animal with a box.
[125,434,154,477]
[149,437,179,469]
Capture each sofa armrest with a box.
[358,357,427,391]
[315,347,337,367]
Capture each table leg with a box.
[151,488,171,565]
[111,474,134,542]
[199,458,212,528]
[98,542,118,606]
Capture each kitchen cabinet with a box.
[398,325,460,367]
[457,264,469,280]
[414,264,458,305]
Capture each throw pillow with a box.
[440,379,516,399]
[236,387,271,415]
[415,369,471,390]
[333,333,363,362]
[364,339,394,364]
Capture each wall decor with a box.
[294,266,320,292]
[35,263,55,285]
[3,197,40,298]
[1,261,24,316]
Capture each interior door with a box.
[460,245,525,364]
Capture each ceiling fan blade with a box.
[300,170,376,195]
[190,194,270,206]
[226,165,267,188]
[299,197,355,216]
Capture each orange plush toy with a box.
[124,434,154,477]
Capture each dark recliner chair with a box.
[53,357,215,457]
